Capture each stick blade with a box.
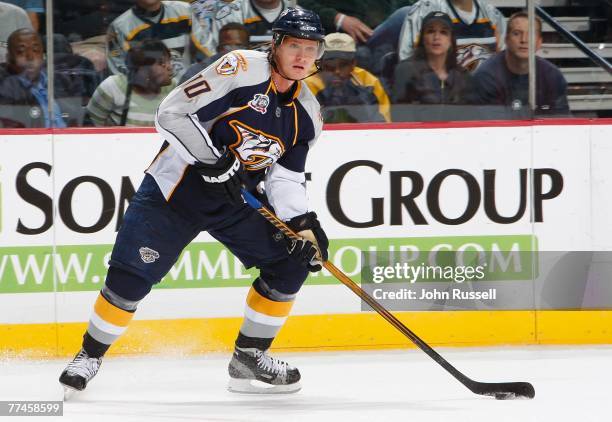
[471,381,535,400]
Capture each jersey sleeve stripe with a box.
[155,116,201,163]
[188,113,222,158]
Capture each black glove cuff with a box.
[195,152,241,184]
[287,212,320,232]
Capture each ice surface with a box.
[0,346,610,421]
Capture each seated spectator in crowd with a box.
[398,0,506,72]
[106,0,210,80]
[3,0,44,32]
[473,11,570,117]
[88,39,175,126]
[0,2,32,63]
[180,22,249,84]
[46,34,101,107]
[0,28,84,127]
[299,0,416,44]
[392,12,474,110]
[305,33,391,123]
[192,0,287,53]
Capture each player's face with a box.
[423,21,452,59]
[275,36,320,81]
[506,17,542,61]
[321,58,354,86]
[8,33,44,81]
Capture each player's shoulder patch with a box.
[216,51,248,76]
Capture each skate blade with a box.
[227,378,301,394]
[62,385,79,401]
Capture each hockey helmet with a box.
[272,7,325,42]
[269,7,325,79]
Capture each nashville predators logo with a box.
[216,52,247,76]
[228,120,284,171]
[456,44,494,72]
[139,247,160,264]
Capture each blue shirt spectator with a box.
[16,70,66,127]
[0,28,84,127]
[473,12,569,117]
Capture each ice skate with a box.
[227,347,301,394]
[59,349,102,399]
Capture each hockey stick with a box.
[240,189,535,400]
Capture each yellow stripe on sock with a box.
[246,287,294,318]
[93,294,134,327]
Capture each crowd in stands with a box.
[0,0,571,128]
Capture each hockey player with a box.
[398,0,506,72]
[59,7,327,395]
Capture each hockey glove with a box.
[286,212,329,272]
[195,150,244,204]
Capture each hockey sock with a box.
[82,285,140,358]
[236,278,295,350]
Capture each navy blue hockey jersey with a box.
[153,50,323,221]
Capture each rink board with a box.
[1,119,612,357]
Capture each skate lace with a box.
[255,350,288,377]
[66,350,101,380]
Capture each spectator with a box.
[0,2,32,63]
[88,39,175,126]
[0,28,84,127]
[180,22,249,84]
[2,0,43,32]
[393,12,474,107]
[193,0,288,53]
[398,0,506,72]
[305,33,391,123]
[107,0,210,79]
[473,11,570,117]
[299,0,416,44]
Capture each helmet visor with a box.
[277,34,325,60]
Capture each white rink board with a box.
[0,122,611,324]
